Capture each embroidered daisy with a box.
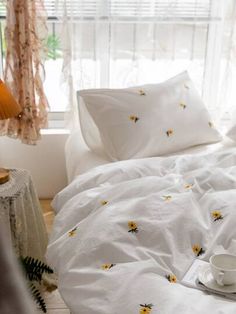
[166,274,177,283]
[101,200,108,206]
[101,263,115,270]
[211,210,223,221]
[68,226,78,237]
[139,304,153,314]
[128,221,138,233]
[192,244,205,257]
[129,115,139,123]
[139,89,146,96]
[185,183,193,190]
[179,102,186,109]
[166,129,174,137]
[162,195,172,201]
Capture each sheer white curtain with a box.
[53,0,236,128]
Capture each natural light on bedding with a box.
[1,1,236,314]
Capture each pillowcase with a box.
[78,96,105,156]
[79,71,222,161]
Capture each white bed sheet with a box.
[65,129,109,183]
[65,129,235,183]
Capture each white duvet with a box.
[47,149,236,314]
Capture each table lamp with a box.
[0,79,21,184]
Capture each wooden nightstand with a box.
[0,169,48,261]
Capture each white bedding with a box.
[65,130,234,182]
[47,147,236,314]
[65,129,109,183]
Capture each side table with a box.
[0,169,48,261]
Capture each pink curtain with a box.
[0,0,49,145]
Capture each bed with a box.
[46,131,236,314]
[65,127,235,182]
[47,73,236,313]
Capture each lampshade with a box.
[0,79,21,120]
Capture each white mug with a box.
[210,254,236,286]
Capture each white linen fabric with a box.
[47,148,236,314]
[227,125,236,141]
[79,72,222,161]
[226,110,236,141]
[65,128,109,183]
[65,128,235,183]
[78,96,104,156]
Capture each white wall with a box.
[0,131,69,199]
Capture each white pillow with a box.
[79,71,222,161]
[78,96,104,155]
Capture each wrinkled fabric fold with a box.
[47,148,236,314]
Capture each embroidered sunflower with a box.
[128,221,138,233]
[166,129,174,137]
[68,226,78,237]
[208,121,214,128]
[129,115,139,123]
[101,200,108,206]
[101,263,115,270]
[166,274,177,283]
[139,89,146,96]
[162,195,172,201]
[211,210,223,221]
[179,102,186,109]
[139,304,153,314]
[192,244,205,257]
[185,183,193,190]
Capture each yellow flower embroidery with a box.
[128,221,138,233]
[139,89,146,96]
[179,102,186,109]
[130,115,139,123]
[162,195,172,201]
[139,304,153,314]
[208,121,214,128]
[166,129,174,137]
[101,263,115,270]
[166,274,177,283]
[185,183,193,190]
[101,200,108,206]
[211,210,223,221]
[68,226,78,237]
[192,244,205,257]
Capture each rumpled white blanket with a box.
[47,148,236,314]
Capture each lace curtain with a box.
[53,0,236,129]
[0,0,49,145]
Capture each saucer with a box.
[198,265,236,294]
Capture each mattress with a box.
[65,129,235,182]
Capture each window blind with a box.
[51,0,219,22]
[0,1,221,22]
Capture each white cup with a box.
[210,254,236,286]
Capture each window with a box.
[47,0,224,115]
[44,21,65,112]
[0,1,231,126]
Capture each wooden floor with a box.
[40,199,55,234]
[40,199,70,314]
